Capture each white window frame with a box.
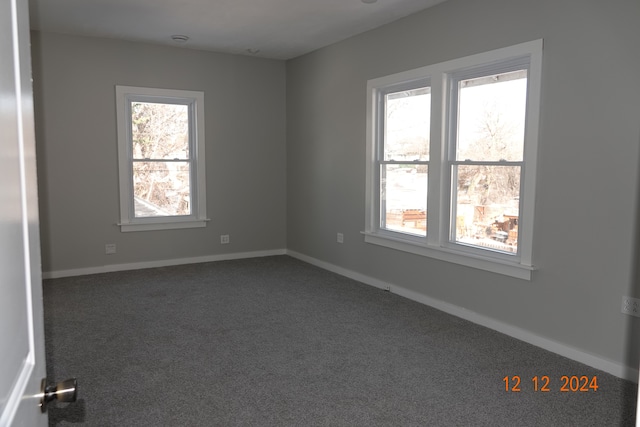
[115,86,208,232]
[364,40,543,280]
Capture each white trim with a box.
[118,218,208,232]
[42,249,287,279]
[365,40,543,279]
[115,85,207,232]
[286,250,638,382]
[363,231,533,280]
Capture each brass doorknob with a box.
[40,378,77,412]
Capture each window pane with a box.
[456,70,527,162]
[131,102,189,160]
[133,161,191,217]
[452,165,520,253]
[384,87,430,161]
[381,164,427,236]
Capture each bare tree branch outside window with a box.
[131,102,191,217]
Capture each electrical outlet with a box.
[220,234,230,244]
[105,243,116,255]
[621,296,640,317]
[337,233,344,244]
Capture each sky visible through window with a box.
[457,74,527,161]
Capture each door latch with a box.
[39,378,77,413]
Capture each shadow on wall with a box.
[29,33,55,273]
[623,127,640,379]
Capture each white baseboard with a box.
[286,250,639,383]
[42,249,287,279]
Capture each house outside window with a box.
[365,40,543,279]
[115,86,207,232]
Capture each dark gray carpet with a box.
[44,255,637,426]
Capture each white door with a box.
[0,0,48,425]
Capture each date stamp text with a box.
[503,375,599,392]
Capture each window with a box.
[365,40,543,279]
[116,86,207,232]
[380,82,430,237]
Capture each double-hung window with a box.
[116,86,207,232]
[379,81,431,238]
[365,40,542,279]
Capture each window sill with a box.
[119,218,208,232]
[362,231,534,280]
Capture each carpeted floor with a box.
[44,255,637,426]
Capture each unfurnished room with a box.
[1,0,640,425]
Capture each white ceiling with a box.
[28,0,448,60]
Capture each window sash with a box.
[126,98,197,220]
[445,63,529,257]
[131,159,192,218]
[375,78,431,238]
[449,163,522,253]
[379,161,429,236]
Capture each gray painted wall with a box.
[31,32,287,272]
[286,0,640,371]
